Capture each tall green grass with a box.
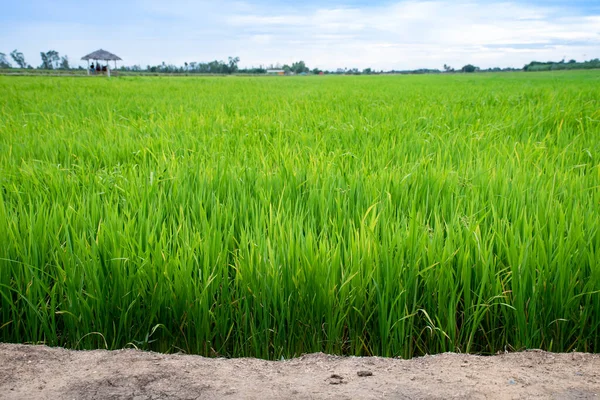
[1,72,599,359]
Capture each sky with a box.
[1,0,599,70]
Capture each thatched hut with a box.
[81,49,122,77]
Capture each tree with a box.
[208,60,222,73]
[10,50,27,68]
[60,56,70,70]
[461,64,477,73]
[228,56,240,74]
[362,68,373,75]
[0,53,11,68]
[40,50,60,69]
[291,60,308,74]
[311,68,322,75]
[443,64,454,72]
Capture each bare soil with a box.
[0,343,598,399]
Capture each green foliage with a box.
[142,57,242,74]
[10,50,27,69]
[291,61,309,74]
[39,50,60,70]
[228,57,240,74]
[60,56,70,70]
[524,59,600,72]
[0,72,599,359]
[0,52,11,68]
[461,64,477,73]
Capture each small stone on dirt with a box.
[357,371,373,377]
[327,374,345,385]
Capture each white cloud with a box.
[219,0,600,69]
[1,0,599,70]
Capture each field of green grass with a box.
[1,72,599,359]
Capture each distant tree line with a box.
[523,58,600,72]
[139,57,242,74]
[1,49,599,75]
[0,49,71,70]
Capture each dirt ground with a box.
[0,343,599,399]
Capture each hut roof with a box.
[81,49,122,61]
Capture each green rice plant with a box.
[0,71,599,359]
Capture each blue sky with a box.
[1,0,599,70]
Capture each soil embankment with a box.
[0,343,598,399]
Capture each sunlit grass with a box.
[1,71,599,359]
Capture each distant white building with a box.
[266,69,285,75]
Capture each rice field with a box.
[1,72,599,359]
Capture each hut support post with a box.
[107,63,111,78]
[87,60,90,75]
